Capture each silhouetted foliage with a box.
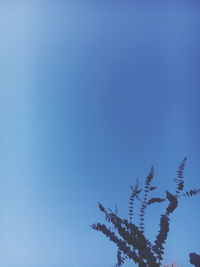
[190,253,200,267]
[139,166,154,233]
[183,189,200,197]
[91,158,200,266]
[147,197,165,205]
[129,178,141,223]
[174,157,187,197]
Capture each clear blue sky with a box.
[0,1,200,266]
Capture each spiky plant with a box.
[90,157,200,266]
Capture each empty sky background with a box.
[0,1,200,266]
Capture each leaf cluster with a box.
[91,158,200,266]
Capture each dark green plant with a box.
[90,157,200,266]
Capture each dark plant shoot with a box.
[91,158,200,266]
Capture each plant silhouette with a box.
[91,158,200,266]
[190,253,200,267]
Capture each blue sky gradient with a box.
[0,1,200,266]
